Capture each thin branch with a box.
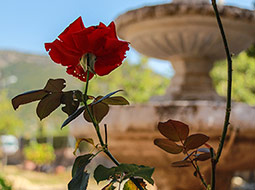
[210,1,233,189]
[104,124,108,147]
[210,148,216,190]
[211,0,233,164]
[181,141,208,188]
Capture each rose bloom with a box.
[45,17,129,81]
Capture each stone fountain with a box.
[116,0,255,101]
[70,0,255,189]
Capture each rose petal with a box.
[45,40,81,66]
[59,17,85,40]
[45,17,129,82]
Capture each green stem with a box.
[210,148,216,190]
[182,142,207,188]
[83,71,105,147]
[190,159,208,189]
[210,1,233,189]
[211,0,233,164]
[83,67,144,190]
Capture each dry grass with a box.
[3,165,106,190]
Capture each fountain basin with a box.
[70,102,255,190]
[116,3,255,100]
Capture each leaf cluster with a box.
[12,79,82,120]
[68,154,154,190]
[211,52,255,105]
[154,119,211,167]
[94,164,154,190]
[12,79,129,129]
[0,175,12,190]
[61,89,129,128]
[24,142,55,165]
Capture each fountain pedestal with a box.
[159,57,219,100]
[116,2,255,100]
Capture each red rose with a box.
[45,17,129,82]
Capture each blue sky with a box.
[0,0,253,76]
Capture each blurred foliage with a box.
[0,175,12,190]
[2,52,168,136]
[0,91,24,135]
[88,57,169,103]
[211,52,255,105]
[24,142,55,166]
[246,44,255,58]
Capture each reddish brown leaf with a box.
[171,160,192,167]
[84,102,109,123]
[44,78,66,92]
[12,90,48,110]
[61,91,80,116]
[102,96,129,105]
[158,119,189,142]
[184,134,209,151]
[36,93,62,120]
[194,153,211,161]
[154,138,183,154]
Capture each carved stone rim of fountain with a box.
[115,2,255,101]
[116,3,255,30]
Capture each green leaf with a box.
[102,96,129,105]
[71,154,93,177]
[184,134,209,151]
[158,119,189,142]
[61,91,80,116]
[116,164,154,185]
[123,179,147,190]
[36,93,62,120]
[91,90,123,106]
[68,171,89,190]
[68,154,93,190]
[154,138,183,154]
[94,164,154,185]
[12,89,48,110]
[94,165,116,184]
[61,106,86,129]
[44,78,66,92]
[83,102,109,123]
[171,160,192,167]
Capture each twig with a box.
[211,0,232,163]
[210,148,216,190]
[211,1,233,189]
[104,124,108,147]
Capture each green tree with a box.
[88,57,169,103]
[24,142,55,166]
[0,91,24,135]
[211,52,255,105]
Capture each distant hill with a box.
[0,50,83,135]
[0,50,82,98]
